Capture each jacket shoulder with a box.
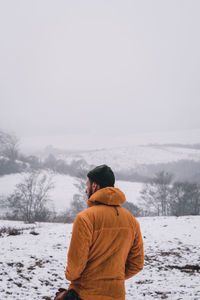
[75,207,95,225]
[119,206,142,229]
[120,206,138,220]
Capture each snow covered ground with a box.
[0,216,199,300]
[0,173,143,212]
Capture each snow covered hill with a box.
[51,144,200,172]
[0,173,143,213]
[0,216,199,300]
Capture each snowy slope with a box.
[0,216,199,300]
[0,173,78,212]
[0,174,143,212]
[59,145,200,171]
[116,181,142,206]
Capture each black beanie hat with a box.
[87,164,115,188]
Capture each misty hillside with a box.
[1,137,200,183]
[44,144,200,170]
[0,173,142,214]
[41,144,200,183]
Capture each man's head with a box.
[86,164,115,199]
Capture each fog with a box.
[0,0,200,150]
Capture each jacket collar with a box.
[87,187,126,207]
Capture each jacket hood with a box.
[87,187,126,207]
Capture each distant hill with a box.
[38,144,200,182]
[41,143,200,170]
[1,142,200,183]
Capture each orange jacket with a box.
[65,187,144,300]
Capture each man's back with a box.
[65,187,144,300]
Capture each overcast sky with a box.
[0,1,200,150]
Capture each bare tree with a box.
[169,182,200,216]
[140,171,173,216]
[0,130,19,161]
[58,178,87,223]
[69,178,87,220]
[6,171,54,222]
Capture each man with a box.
[56,165,144,300]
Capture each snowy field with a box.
[0,173,142,211]
[0,216,200,300]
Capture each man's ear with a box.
[92,182,100,193]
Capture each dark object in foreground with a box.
[64,289,82,300]
[167,264,200,273]
[54,288,82,300]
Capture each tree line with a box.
[1,170,199,224]
[1,129,200,184]
[140,171,200,216]
[0,129,91,178]
[1,130,200,221]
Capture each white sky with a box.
[0,0,200,150]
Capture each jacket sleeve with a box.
[65,213,93,281]
[125,219,144,280]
